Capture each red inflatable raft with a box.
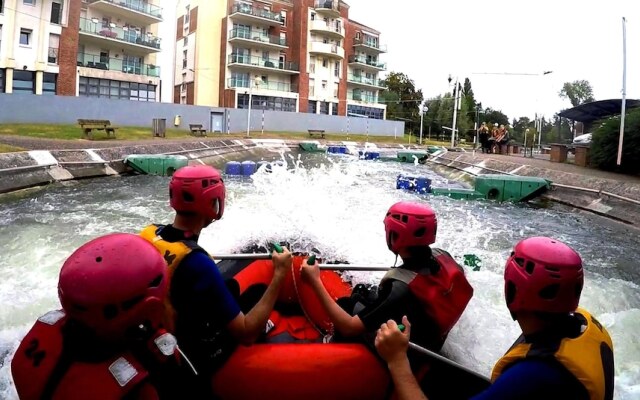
[212,255,391,400]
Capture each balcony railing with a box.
[229,29,287,47]
[309,41,345,58]
[87,0,163,20]
[48,47,59,64]
[309,20,344,37]
[348,55,386,70]
[348,92,379,103]
[353,37,387,52]
[228,54,299,72]
[347,74,384,87]
[228,78,297,92]
[231,2,283,24]
[314,0,340,13]
[77,52,160,77]
[79,17,161,50]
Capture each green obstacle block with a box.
[464,254,482,271]
[473,174,551,202]
[430,187,485,200]
[125,154,188,176]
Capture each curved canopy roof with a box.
[558,99,640,122]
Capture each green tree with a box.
[380,72,424,134]
[481,108,509,126]
[590,108,640,174]
[511,117,533,144]
[559,80,595,107]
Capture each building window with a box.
[308,100,317,114]
[322,58,327,68]
[238,94,296,112]
[20,29,31,46]
[182,50,187,69]
[334,61,340,77]
[78,77,156,101]
[0,69,4,93]
[1,0,4,13]
[347,104,384,120]
[50,0,62,24]
[310,12,315,21]
[48,34,59,64]
[321,80,327,89]
[280,11,286,26]
[331,102,338,115]
[182,72,186,82]
[42,73,57,95]
[355,32,360,39]
[184,5,190,23]
[333,82,338,98]
[319,101,329,115]
[23,0,35,5]
[184,36,188,46]
[13,70,35,94]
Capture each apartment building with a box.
[174,0,387,119]
[0,0,76,95]
[77,0,163,101]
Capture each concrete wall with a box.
[0,94,404,135]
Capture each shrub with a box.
[590,108,640,174]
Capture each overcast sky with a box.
[346,0,638,122]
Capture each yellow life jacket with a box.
[140,224,206,331]
[491,308,614,400]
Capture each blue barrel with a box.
[225,161,241,176]
[396,175,413,190]
[327,146,337,154]
[365,152,380,160]
[338,146,347,154]
[416,177,432,194]
[241,161,257,176]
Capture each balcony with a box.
[348,92,380,104]
[77,52,160,77]
[87,0,162,25]
[228,54,299,74]
[353,37,387,54]
[228,29,287,50]
[314,0,340,17]
[309,20,344,39]
[348,55,386,71]
[230,2,283,27]
[228,78,297,93]
[347,74,385,89]
[79,18,161,54]
[309,41,344,59]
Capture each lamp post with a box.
[448,75,461,148]
[419,103,427,145]
[246,75,262,138]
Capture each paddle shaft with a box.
[212,254,391,271]
[407,342,490,383]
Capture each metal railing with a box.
[347,74,384,87]
[348,92,379,103]
[228,78,297,92]
[228,54,299,72]
[314,0,340,12]
[229,29,287,46]
[87,0,162,19]
[354,37,387,52]
[231,2,283,23]
[77,52,161,77]
[347,55,386,70]
[79,17,161,50]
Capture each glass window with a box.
[20,29,31,46]
[42,72,56,95]
[0,69,5,93]
[13,70,35,94]
[23,0,35,5]
[50,1,62,24]
[308,100,317,114]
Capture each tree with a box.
[481,108,509,127]
[511,117,533,144]
[590,108,640,174]
[380,72,424,134]
[559,80,595,107]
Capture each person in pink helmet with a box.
[139,164,292,396]
[12,233,189,400]
[375,237,615,400]
[301,201,473,353]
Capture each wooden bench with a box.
[77,119,117,140]
[308,129,325,138]
[189,124,207,137]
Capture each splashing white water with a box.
[0,153,638,399]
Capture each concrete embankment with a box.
[431,152,640,227]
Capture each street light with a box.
[246,75,262,138]
[419,102,427,145]
[448,75,461,148]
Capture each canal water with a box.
[1,151,638,399]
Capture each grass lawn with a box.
[0,143,25,153]
[0,123,460,148]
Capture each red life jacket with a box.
[381,249,474,339]
[11,310,180,400]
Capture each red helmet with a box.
[169,165,225,221]
[504,237,584,316]
[383,201,437,254]
[58,233,168,341]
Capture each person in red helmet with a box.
[375,237,615,400]
[300,201,473,352]
[139,164,292,395]
[11,233,189,400]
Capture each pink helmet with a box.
[169,165,225,221]
[504,237,584,316]
[58,233,168,341]
[384,201,437,254]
